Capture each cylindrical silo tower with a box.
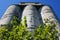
[0,5,21,26]
[22,5,40,32]
[0,2,59,40]
[40,5,60,40]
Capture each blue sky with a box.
[0,0,60,20]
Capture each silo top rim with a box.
[19,2,42,5]
[20,2,40,4]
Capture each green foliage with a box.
[34,24,58,40]
[0,16,58,40]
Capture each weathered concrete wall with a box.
[0,5,21,25]
[40,5,60,31]
[22,5,41,32]
[40,5,60,40]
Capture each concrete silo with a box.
[40,5,60,40]
[0,5,21,26]
[22,5,40,32]
[0,2,60,40]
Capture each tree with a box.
[0,16,58,40]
